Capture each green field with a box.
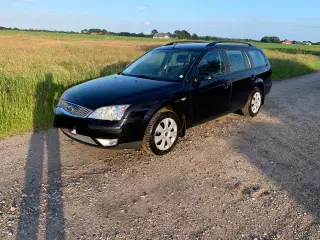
[0,31,320,137]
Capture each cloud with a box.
[23,0,36,2]
[145,21,151,25]
[40,11,52,16]
[137,6,147,11]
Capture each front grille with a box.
[59,100,92,117]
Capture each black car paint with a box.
[54,43,272,148]
[61,75,180,109]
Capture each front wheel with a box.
[142,110,180,155]
[241,87,262,117]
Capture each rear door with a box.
[225,49,253,110]
[246,49,272,93]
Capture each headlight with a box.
[88,105,130,121]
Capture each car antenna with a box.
[172,42,177,49]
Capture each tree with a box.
[192,33,198,40]
[151,29,158,35]
[87,28,102,34]
[261,36,281,43]
[261,36,271,43]
[174,30,181,38]
[100,29,108,35]
[174,30,191,39]
[270,36,281,43]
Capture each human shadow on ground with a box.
[16,62,131,239]
[16,73,65,240]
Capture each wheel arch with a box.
[142,99,187,137]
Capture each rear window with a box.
[226,50,247,73]
[247,50,267,67]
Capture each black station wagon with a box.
[54,41,272,155]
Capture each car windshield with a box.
[121,50,199,81]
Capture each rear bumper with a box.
[265,79,272,96]
[53,107,146,149]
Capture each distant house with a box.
[282,39,292,44]
[294,41,312,45]
[153,33,172,39]
[303,41,312,45]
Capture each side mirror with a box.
[198,72,213,80]
[193,72,213,85]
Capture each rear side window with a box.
[198,51,225,75]
[226,50,246,73]
[247,50,267,67]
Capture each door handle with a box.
[222,82,231,89]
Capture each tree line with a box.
[0,26,80,34]
[261,36,320,45]
[1,26,319,44]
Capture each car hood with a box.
[62,74,180,110]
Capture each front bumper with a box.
[53,107,146,149]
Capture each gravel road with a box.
[0,72,320,240]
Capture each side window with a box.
[226,50,247,73]
[198,51,225,75]
[247,50,267,67]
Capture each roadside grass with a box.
[0,32,320,137]
[264,50,320,80]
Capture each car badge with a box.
[67,105,75,112]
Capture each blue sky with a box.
[1,0,320,41]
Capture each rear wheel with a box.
[241,87,262,117]
[142,110,180,155]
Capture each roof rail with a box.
[207,40,253,47]
[165,40,208,46]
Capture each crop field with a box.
[1,30,320,137]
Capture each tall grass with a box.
[0,32,320,137]
[0,35,155,137]
[264,50,320,79]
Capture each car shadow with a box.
[231,75,320,234]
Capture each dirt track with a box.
[0,72,320,239]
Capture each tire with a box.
[241,86,262,117]
[142,109,180,155]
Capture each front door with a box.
[189,50,232,121]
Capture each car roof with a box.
[156,43,209,51]
[154,41,260,52]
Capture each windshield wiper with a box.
[119,73,161,80]
[131,74,160,80]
